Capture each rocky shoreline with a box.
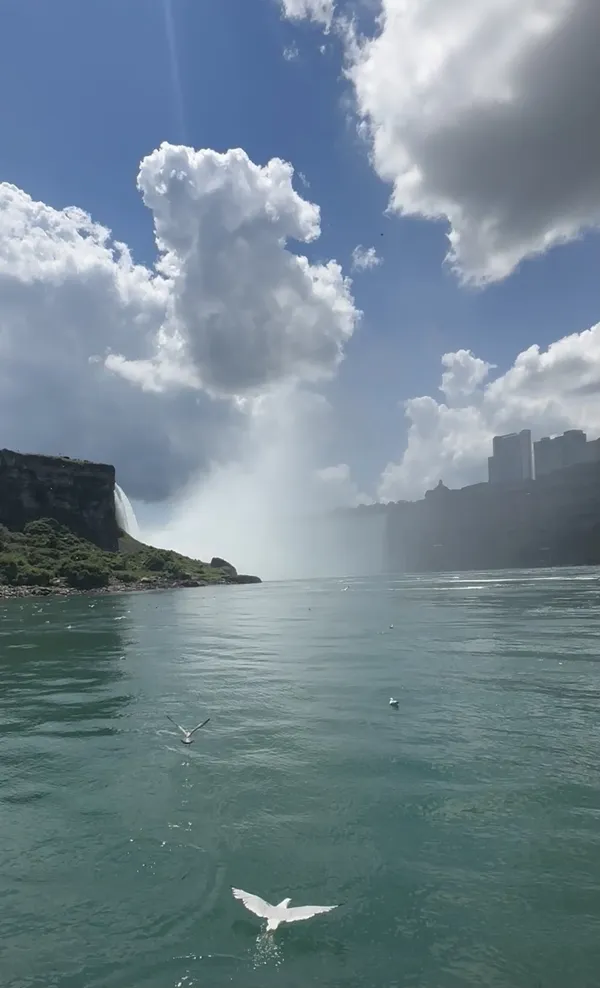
[0,573,261,600]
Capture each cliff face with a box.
[0,449,119,552]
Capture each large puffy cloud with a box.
[108,144,358,396]
[379,325,600,500]
[0,144,359,502]
[288,0,600,284]
[0,181,201,500]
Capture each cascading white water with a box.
[114,483,141,539]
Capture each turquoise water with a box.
[2,571,600,987]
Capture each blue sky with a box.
[1,0,599,512]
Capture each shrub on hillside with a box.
[24,519,60,539]
[61,559,110,590]
[112,569,138,584]
[164,558,193,580]
[140,550,168,572]
[0,553,23,584]
[15,566,53,587]
[0,553,52,586]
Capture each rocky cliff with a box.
[0,449,119,552]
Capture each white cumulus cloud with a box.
[379,326,600,500]
[351,244,382,272]
[344,0,600,284]
[108,143,358,398]
[280,0,335,30]
[0,144,360,504]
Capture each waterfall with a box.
[114,483,141,539]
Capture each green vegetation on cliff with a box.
[0,519,260,592]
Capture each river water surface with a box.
[2,571,600,987]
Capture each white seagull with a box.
[232,887,338,932]
[389,697,399,709]
[166,714,210,744]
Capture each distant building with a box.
[534,429,587,477]
[385,457,600,573]
[424,480,450,501]
[586,437,600,464]
[534,436,562,477]
[488,430,533,484]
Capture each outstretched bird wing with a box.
[189,717,210,736]
[166,714,186,734]
[232,887,273,919]
[285,904,338,922]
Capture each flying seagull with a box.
[232,887,338,932]
[166,714,210,744]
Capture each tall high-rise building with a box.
[533,436,560,477]
[534,430,587,477]
[488,430,533,484]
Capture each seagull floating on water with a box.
[232,887,338,932]
[166,714,210,744]
[389,697,399,709]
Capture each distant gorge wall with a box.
[0,449,120,552]
[384,460,600,573]
[326,460,600,574]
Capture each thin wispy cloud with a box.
[280,0,334,30]
[351,245,382,272]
